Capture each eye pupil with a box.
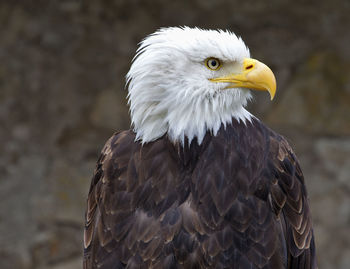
[211,60,217,66]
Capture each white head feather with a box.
[127,27,253,145]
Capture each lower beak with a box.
[209,58,277,100]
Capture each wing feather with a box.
[269,135,317,268]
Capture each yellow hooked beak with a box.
[209,58,277,100]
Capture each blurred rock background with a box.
[0,0,349,268]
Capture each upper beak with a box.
[209,58,277,100]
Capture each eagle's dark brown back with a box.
[83,118,317,269]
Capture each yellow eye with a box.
[205,58,221,70]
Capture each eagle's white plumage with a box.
[127,27,253,144]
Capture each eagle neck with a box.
[174,116,258,169]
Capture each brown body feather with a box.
[83,118,317,269]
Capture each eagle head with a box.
[127,27,276,144]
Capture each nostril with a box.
[245,64,253,70]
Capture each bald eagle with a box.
[83,27,317,269]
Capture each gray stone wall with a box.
[0,0,349,268]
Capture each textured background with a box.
[1,0,350,268]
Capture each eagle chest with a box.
[113,129,282,267]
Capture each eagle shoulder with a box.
[84,130,138,268]
[267,131,317,268]
[84,131,189,268]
